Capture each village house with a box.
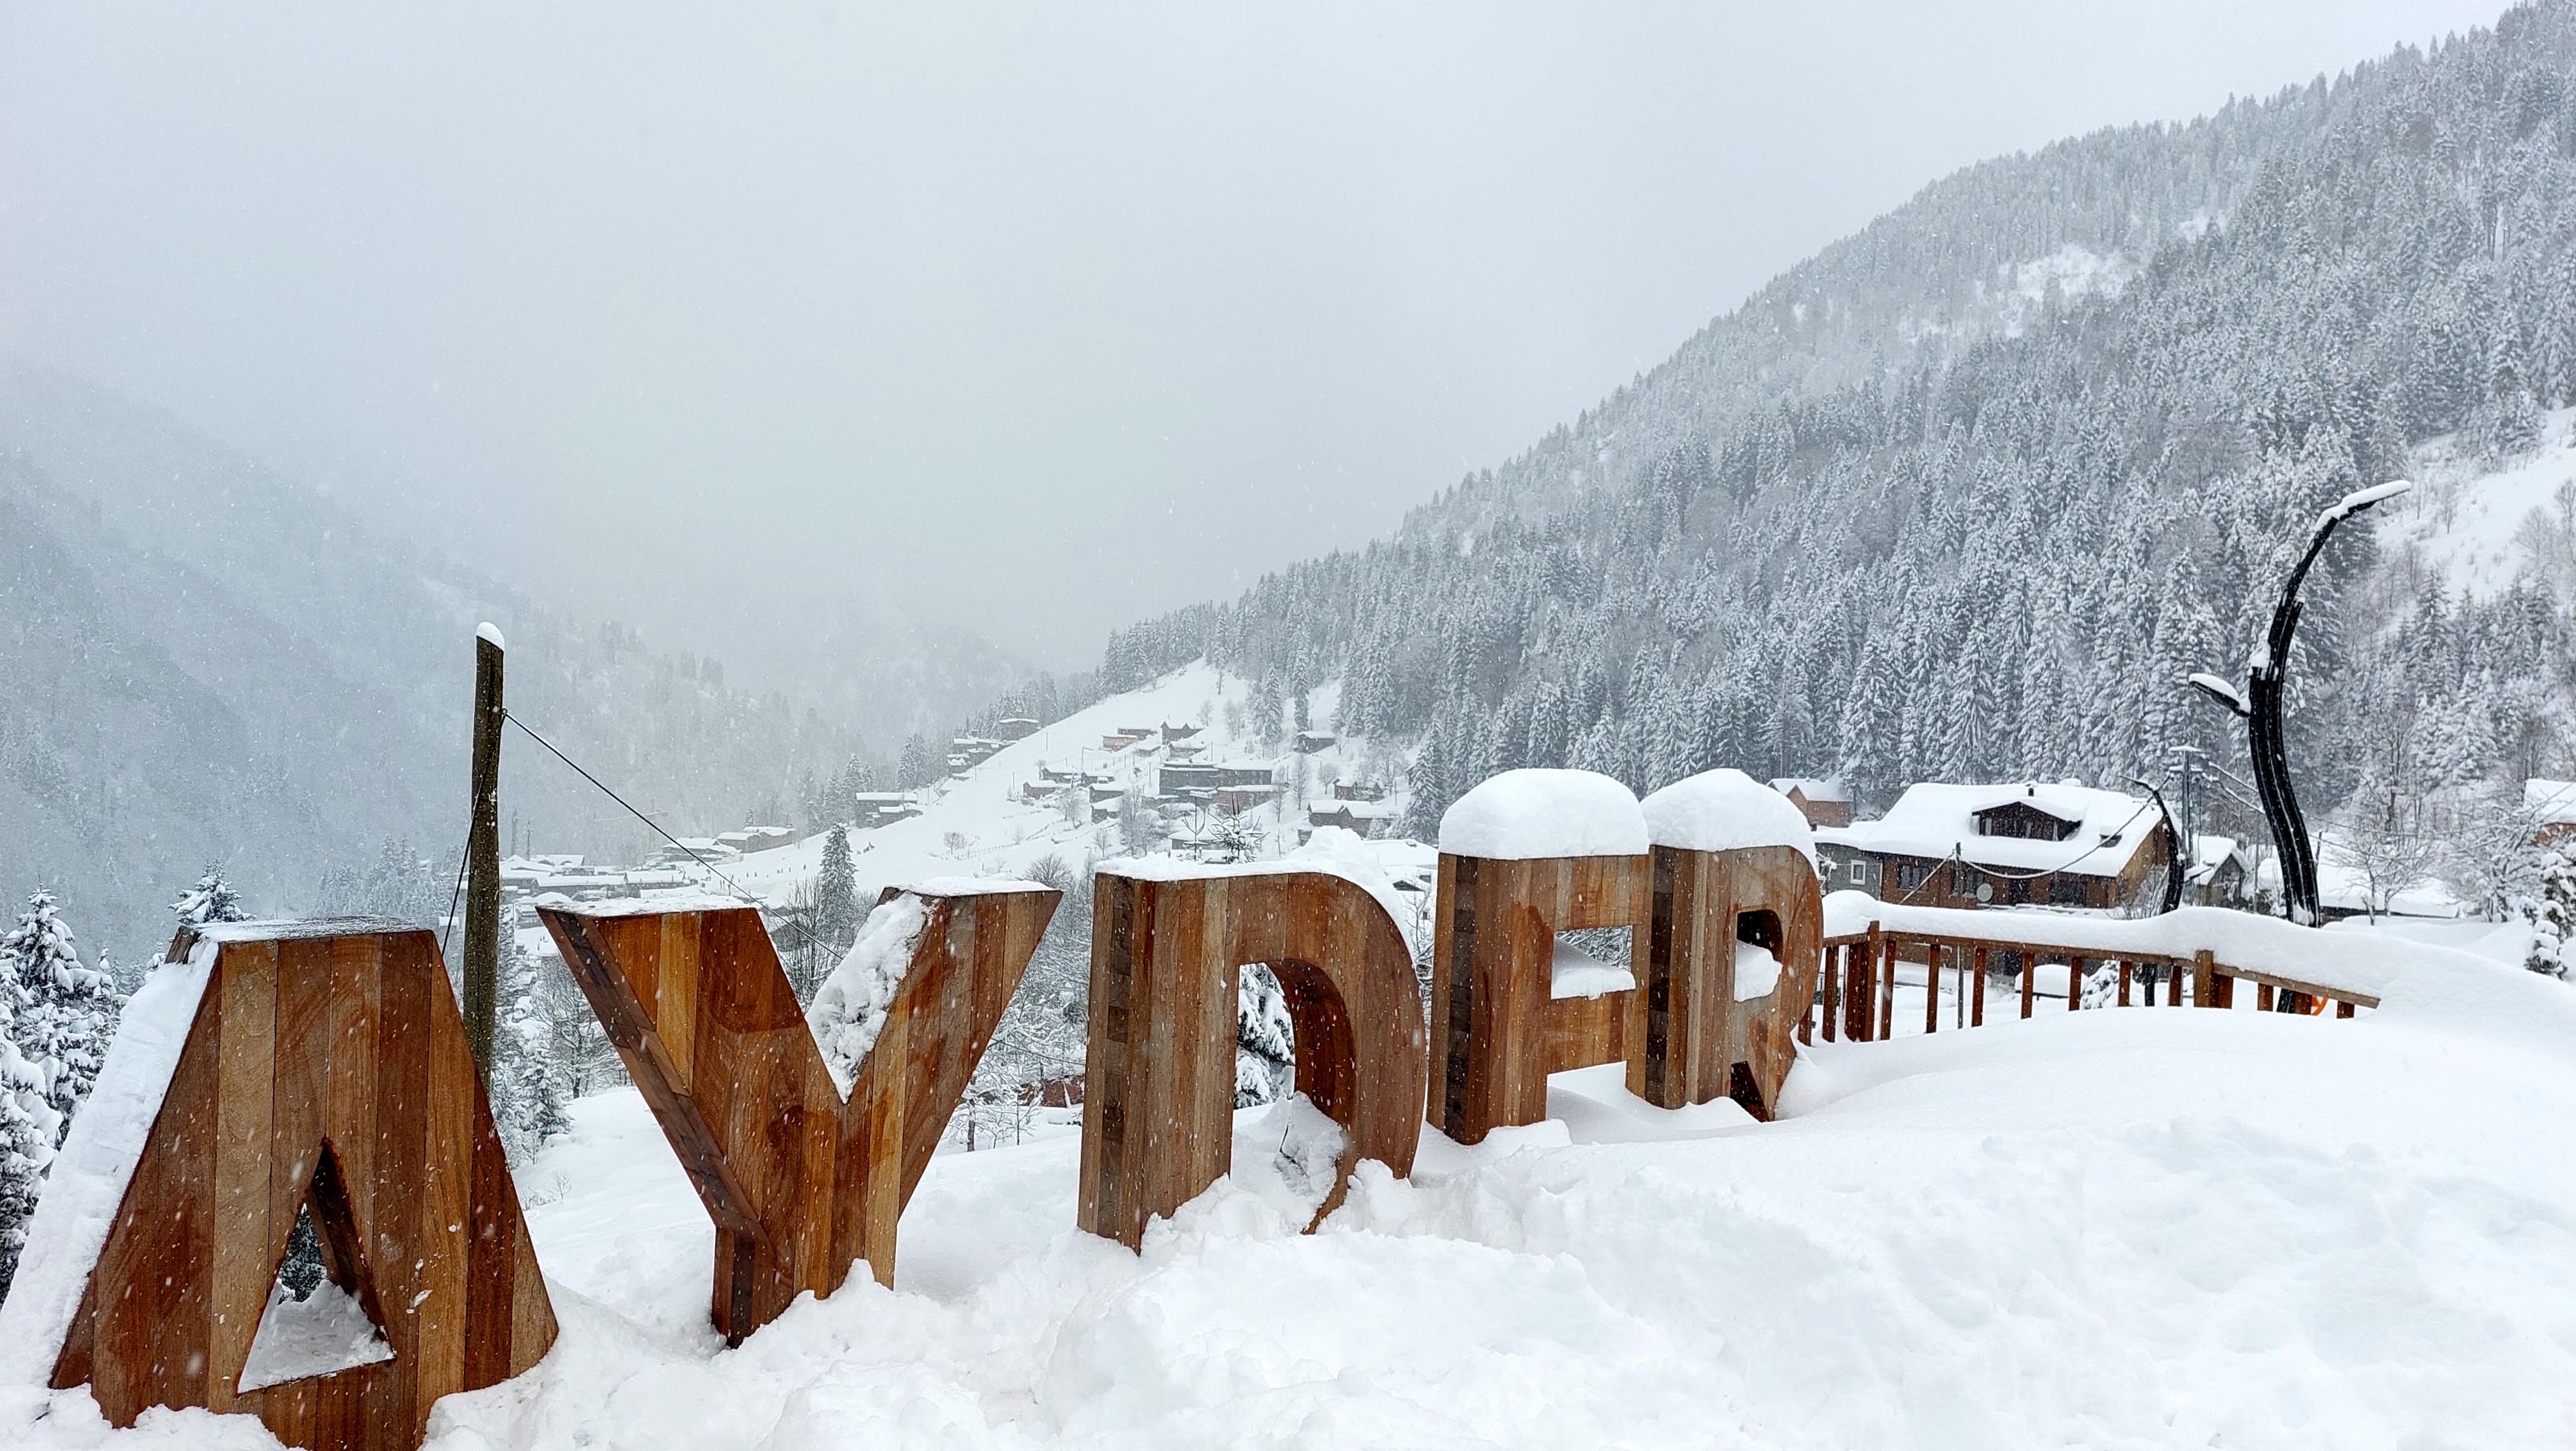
[2528,779,2576,849]
[1814,781,2169,913]
[1294,730,1339,754]
[1157,761,1276,795]
[852,791,922,829]
[1767,776,1853,829]
[994,717,1041,741]
[1334,781,1389,803]
[1160,721,1202,742]
[1101,731,1149,751]
[1306,799,1398,839]
[1212,783,1282,815]
[715,825,799,856]
[2186,835,2252,907]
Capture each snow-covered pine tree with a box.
[0,1003,52,1300]
[2,890,123,1135]
[488,936,571,1159]
[814,827,860,955]
[2516,843,2576,979]
[1235,965,1294,1106]
[172,867,248,928]
[1,889,122,1298]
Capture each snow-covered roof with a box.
[1814,781,2159,878]
[1313,800,1400,820]
[2186,835,2247,886]
[1767,775,1850,804]
[2526,779,2576,825]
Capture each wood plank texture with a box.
[1427,852,1648,1145]
[1080,867,1426,1250]
[539,884,1057,1344]
[1626,845,1823,1119]
[52,923,555,1451]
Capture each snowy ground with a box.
[477,956,2576,1449]
[18,935,2571,1450]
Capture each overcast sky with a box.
[0,2,2512,677]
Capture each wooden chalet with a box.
[1814,781,2168,913]
[2529,779,2576,849]
[2186,835,2252,907]
[1767,775,1853,829]
[1212,783,1282,815]
[1307,800,1399,839]
[853,791,922,828]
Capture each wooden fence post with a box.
[2020,953,2036,1019]
[2193,949,2217,1007]
[2067,955,2083,1011]
[1925,944,1941,1036]
[1878,936,1896,1040]
[2168,957,2184,1006]
[2117,959,2132,1007]
[1971,945,1987,1026]
[1821,943,1839,1042]
[1852,927,1881,1041]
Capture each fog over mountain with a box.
[0,2,2505,673]
[0,0,2533,957]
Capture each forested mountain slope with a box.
[1096,4,2576,847]
[2,368,893,957]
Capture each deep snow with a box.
[7,928,2570,1449]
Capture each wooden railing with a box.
[1805,923,2373,1044]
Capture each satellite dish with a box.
[1975,882,1994,903]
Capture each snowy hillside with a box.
[2379,407,2576,603]
[717,663,1422,911]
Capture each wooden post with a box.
[2067,956,2083,1011]
[1971,945,1987,1026]
[2168,956,2184,1006]
[2336,999,2355,1019]
[2117,959,2132,1007]
[1925,944,1941,1036]
[2193,949,2217,1008]
[1820,943,1839,1042]
[1852,927,1880,1041]
[2256,982,2277,1013]
[1877,936,1896,1040]
[463,623,505,1075]
[2019,952,2036,1019]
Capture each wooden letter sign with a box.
[1080,866,1426,1249]
[1629,772,1826,1119]
[1429,850,1649,1144]
[47,920,556,1451]
[539,881,1056,1344]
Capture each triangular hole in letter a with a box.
[237,1143,394,1394]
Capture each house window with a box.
[1848,862,1867,885]
[2049,874,2085,906]
[1897,862,1930,893]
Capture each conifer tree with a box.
[172,867,248,928]
[814,826,860,955]
[1,890,122,1297]
[3,891,122,1130]
[489,937,572,1158]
